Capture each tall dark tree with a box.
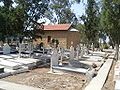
[80,0,100,49]
[0,0,49,42]
[100,0,120,60]
[45,0,77,24]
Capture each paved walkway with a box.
[0,80,41,90]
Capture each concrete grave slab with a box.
[53,66,88,74]
[0,59,22,70]
[69,60,90,69]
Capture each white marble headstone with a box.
[3,43,11,54]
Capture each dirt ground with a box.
[1,67,87,90]
[102,61,115,90]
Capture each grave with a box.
[0,59,22,70]
[69,60,90,69]
[75,45,80,60]
[52,66,88,74]
[51,48,59,66]
[69,43,74,60]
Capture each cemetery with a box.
[0,37,116,90]
[0,0,119,90]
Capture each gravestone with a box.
[70,44,74,60]
[3,43,11,54]
[50,48,59,72]
[59,47,64,66]
[51,48,59,66]
[80,45,84,58]
[18,43,22,58]
[76,45,80,60]
[28,43,33,57]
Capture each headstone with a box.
[70,42,74,60]
[18,43,22,58]
[3,43,11,54]
[76,45,80,60]
[51,48,59,66]
[28,43,33,57]
[59,47,64,66]
[80,45,84,58]
[50,48,59,72]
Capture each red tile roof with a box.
[43,24,72,31]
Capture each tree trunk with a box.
[115,43,119,60]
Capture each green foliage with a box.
[75,23,87,42]
[46,0,77,24]
[80,0,100,45]
[0,0,49,41]
[100,0,120,44]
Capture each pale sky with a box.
[71,0,87,18]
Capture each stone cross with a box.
[76,45,80,60]
[59,47,64,66]
[18,43,22,58]
[70,42,74,60]
[28,43,33,57]
[80,44,84,58]
[50,47,59,72]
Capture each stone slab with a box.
[80,61,102,67]
[53,66,88,74]
[89,51,106,57]
[4,67,28,75]
[0,59,22,70]
[85,59,113,90]
[0,72,11,79]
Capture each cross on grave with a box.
[80,45,84,58]
[50,47,59,72]
[76,45,80,60]
[18,43,22,58]
[59,47,64,66]
[70,42,74,60]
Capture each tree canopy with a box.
[80,0,100,46]
[45,0,77,24]
[0,0,49,41]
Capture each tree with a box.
[0,0,49,42]
[45,0,77,24]
[100,0,120,60]
[80,0,100,50]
